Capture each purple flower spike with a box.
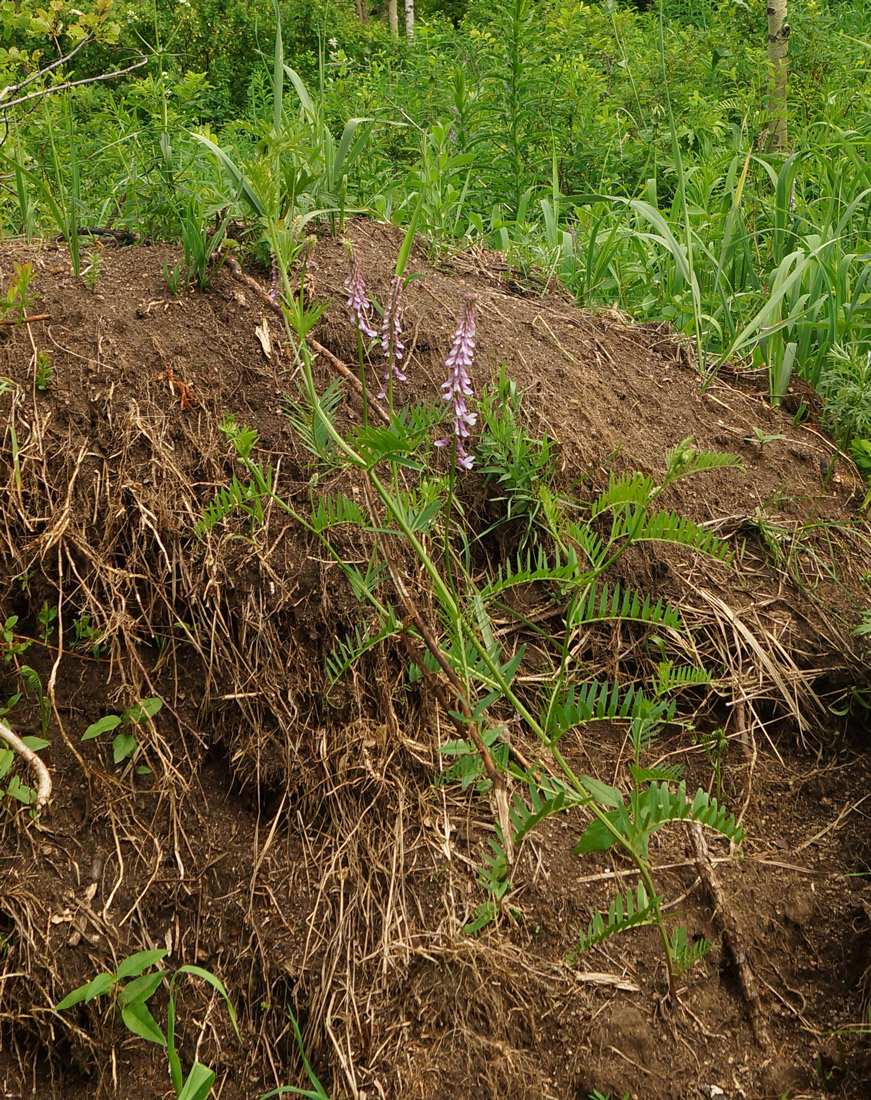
[434,294,478,469]
[268,250,281,303]
[377,275,406,400]
[344,245,378,339]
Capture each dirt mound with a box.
[0,221,869,1100]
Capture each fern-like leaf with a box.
[665,437,743,484]
[570,882,662,956]
[480,545,581,598]
[508,775,581,845]
[475,775,583,896]
[613,507,733,562]
[195,469,271,538]
[570,581,683,632]
[670,926,713,977]
[546,681,675,744]
[284,379,345,462]
[591,471,656,517]
[311,492,366,533]
[574,780,744,856]
[652,660,713,695]
[326,607,400,686]
[631,782,745,847]
[628,762,684,785]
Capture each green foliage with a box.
[56,950,240,1100]
[821,345,871,448]
[0,615,30,662]
[0,263,37,325]
[71,613,108,659]
[572,779,744,858]
[475,368,556,543]
[82,696,163,764]
[571,882,662,956]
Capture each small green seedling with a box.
[0,262,38,325]
[37,601,57,644]
[20,665,51,737]
[82,250,102,291]
[83,696,163,764]
[745,426,786,447]
[34,350,54,391]
[71,614,109,659]
[56,950,240,1100]
[164,260,183,297]
[854,610,871,637]
[1,616,31,662]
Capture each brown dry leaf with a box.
[255,316,272,360]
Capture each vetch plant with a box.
[199,245,746,997]
[344,242,378,340]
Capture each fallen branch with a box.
[309,338,391,425]
[0,313,51,327]
[0,719,52,811]
[689,822,772,1053]
[0,50,147,114]
[54,227,139,245]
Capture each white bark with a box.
[404,0,414,40]
[388,0,398,37]
[765,0,789,152]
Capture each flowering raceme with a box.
[344,245,378,339]
[378,275,406,401]
[435,294,478,470]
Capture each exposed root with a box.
[0,719,52,811]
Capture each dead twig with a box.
[689,822,772,1053]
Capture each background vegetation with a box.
[3,0,871,449]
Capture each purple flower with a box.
[344,244,378,339]
[268,250,281,303]
[434,294,478,470]
[377,275,406,400]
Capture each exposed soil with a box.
[0,221,870,1100]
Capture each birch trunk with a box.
[356,0,367,24]
[388,0,398,37]
[765,0,789,153]
[404,0,414,40]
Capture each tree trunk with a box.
[388,0,398,37]
[404,0,414,40]
[765,0,789,153]
[356,0,368,24]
